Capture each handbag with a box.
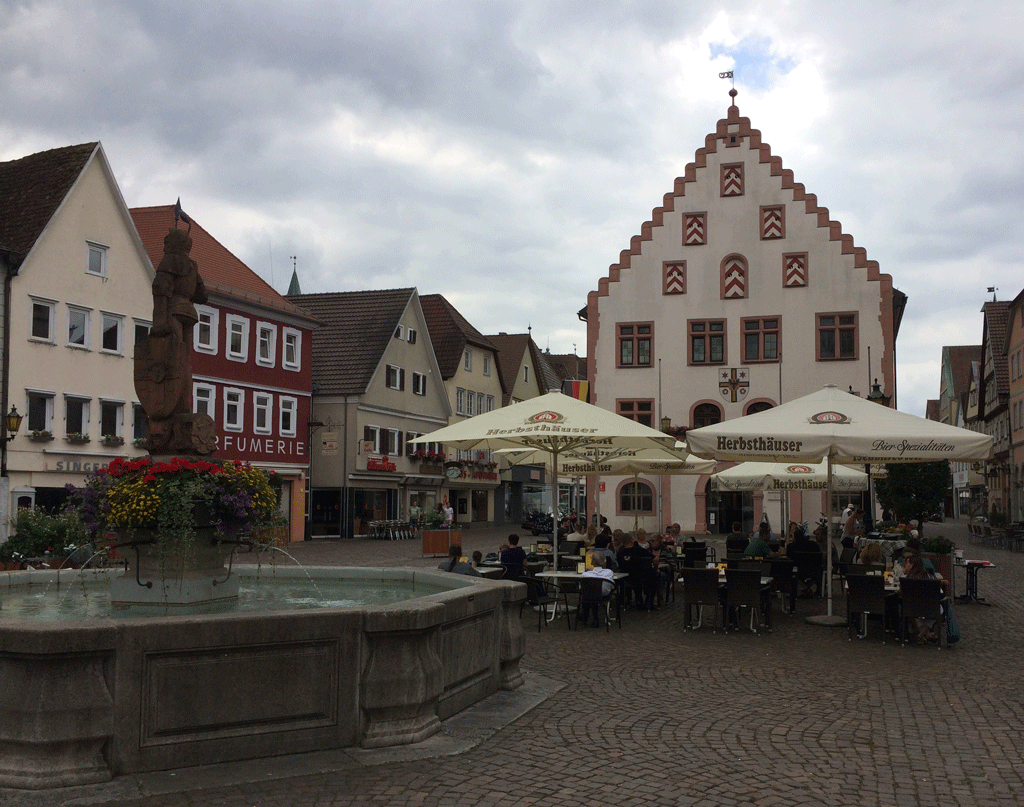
[945,602,961,644]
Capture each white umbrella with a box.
[712,461,869,492]
[499,443,716,534]
[412,392,676,569]
[687,384,993,622]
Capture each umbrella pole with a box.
[552,444,560,573]
[806,453,845,627]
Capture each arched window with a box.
[693,403,722,428]
[745,401,774,416]
[619,480,654,515]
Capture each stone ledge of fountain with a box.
[0,566,526,790]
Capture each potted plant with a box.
[921,534,954,582]
[102,435,125,447]
[131,437,148,448]
[1,508,89,569]
[65,432,90,444]
[29,429,54,442]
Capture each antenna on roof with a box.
[173,197,192,233]
[988,286,998,301]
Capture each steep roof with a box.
[419,294,496,379]
[925,399,940,421]
[545,352,587,382]
[485,332,532,405]
[944,345,981,402]
[130,205,315,322]
[287,288,415,395]
[982,301,1011,396]
[0,142,97,257]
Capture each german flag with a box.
[562,380,589,402]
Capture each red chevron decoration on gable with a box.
[783,253,808,287]
[720,255,747,299]
[720,163,743,196]
[663,261,686,295]
[683,213,706,246]
[761,205,785,239]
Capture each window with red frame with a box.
[617,399,654,427]
[618,323,653,367]
[817,313,857,360]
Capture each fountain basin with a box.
[0,566,526,790]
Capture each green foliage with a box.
[874,461,950,527]
[422,508,445,528]
[921,535,954,554]
[1,508,89,560]
[988,507,1007,528]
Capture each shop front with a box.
[442,461,500,526]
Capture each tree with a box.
[874,461,951,535]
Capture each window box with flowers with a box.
[65,433,90,445]
[132,437,148,448]
[29,429,54,442]
[102,435,125,447]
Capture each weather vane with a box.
[988,286,998,301]
[719,71,737,105]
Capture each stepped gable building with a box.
[287,288,449,538]
[0,143,154,537]
[584,95,906,534]
[419,294,504,525]
[131,205,319,542]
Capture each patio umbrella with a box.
[686,384,993,622]
[712,461,869,492]
[412,392,676,570]
[498,443,716,534]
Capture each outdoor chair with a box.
[680,567,720,632]
[846,574,888,643]
[899,577,945,649]
[577,576,618,631]
[521,577,570,631]
[725,537,748,555]
[793,551,824,599]
[736,559,763,572]
[501,563,526,581]
[723,568,771,634]
[838,547,857,580]
[844,563,886,576]
[764,557,796,614]
[682,545,708,569]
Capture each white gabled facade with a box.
[586,99,904,535]
[4,144,154,534]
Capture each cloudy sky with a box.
[2,0,1022,418]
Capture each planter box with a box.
[923,552,952,583]
[422,529,461,557]
[28,434,54,442]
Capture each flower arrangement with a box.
[65,432,89,443]
[102,434,125,446]
[29,429,53,440]
[131,437,148,448]
[67,456,282,541]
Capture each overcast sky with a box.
[2,0,1022,418]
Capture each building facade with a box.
[585,98,905,534]
[131,206,318,543]
[288,289,450,538]
[0,143,156,538]
[1002,293,1024,523]
[938,345,983,518]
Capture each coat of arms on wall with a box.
[719,367,749,402]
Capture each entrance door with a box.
[372,491,388,521]
[711,487,750,535]
[472,490,488,522]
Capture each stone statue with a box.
[134,226,217,455]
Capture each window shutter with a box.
[364,426,372,443]
[397,431,404,456]
[399,368,405,391]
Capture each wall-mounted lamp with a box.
[3,406,22,442]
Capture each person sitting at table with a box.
[841,507,865,549]
[500,534,528,578]
[584,524,598,548]
[591,534,618,571]
[617,532,653,609]
[744,523,776,558]
[901,551,943,643]
[901,537,936,573]
[635,528,650,549]
[578,552,616,628]
[785,525,820,558]
[649,533,674,607]
[471,550,484,569]
[858,541,885,566]
[438,544,480,576]
[726,522,748,555]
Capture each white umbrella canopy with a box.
[412,392,677,568]
[712,461,869,492]
[687,384,993,621]
[686,384,993,465]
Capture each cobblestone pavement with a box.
[11,520,1024,807]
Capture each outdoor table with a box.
[536,570,628,624]
[954,559,995,605]
[475,565,504,579]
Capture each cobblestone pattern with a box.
[27,521,1024,806]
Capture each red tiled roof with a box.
[485,333,532,406]
[925,399,940,421]
[130,205,315,322]
[545,353,587,382]
[419,294,495,380]
[0,143,97,257]
[287,289,415,395]
[945,345,981,402]
[983,301,1011,397]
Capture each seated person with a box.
[591,534,618,571]
[857,541,884,566]
[648,534,674,607]
[725,521,748,555]
[744,523,776,558]
[499,534,528,578]
[578,552,616,627]
[471,550,484,568]
[438,544,479,576]
[903,536,935,572]
[901,551,943,643]
[786,526,821,558]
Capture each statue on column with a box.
[134,211,217,456]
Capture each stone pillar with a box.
[497,582,526,690]
[360,601,445,748]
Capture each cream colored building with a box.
[585,98,906,535]
[1,143,154,538]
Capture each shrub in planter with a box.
[1,508,89,561]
